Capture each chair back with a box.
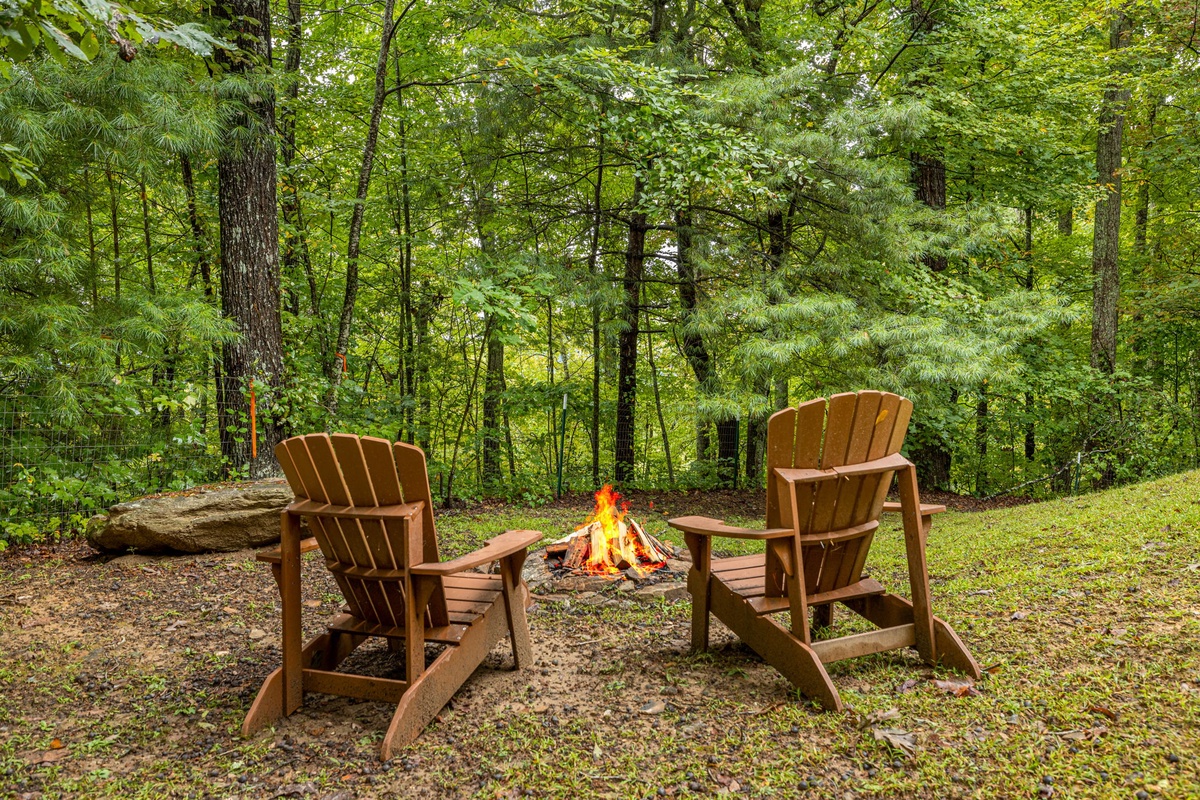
[766,391,913,594]
[275,433,442,628]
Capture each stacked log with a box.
[544,519,674,575]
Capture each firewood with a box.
[647,532,674,560]
[588,523,614,570]
[563,531,590,570]
[544,542,569,558]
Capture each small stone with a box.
[1136,792,1149,800]
[1167,754,1180,764]
[1041,776,1053,785]
[248,628,267,640]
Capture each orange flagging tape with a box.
[249,379,257,460]
[336,352,347,373]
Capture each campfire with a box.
[544,485,674,579]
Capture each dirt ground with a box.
[1,481,1197,799]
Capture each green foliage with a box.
[1,0,1199,539]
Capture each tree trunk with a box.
[908,0,947,273]
[746,208,788,485]
[395,77,417,444]
[215,0,286,478]
[328,0,399,408]
[415,297,435,453]
[279,0,319,318]
[975,386,988,495]
[1090,8,1132,375]
[1131,99,1157,377]
[482,321,504,490]
[1023,206,1035,461]
[644,285,674,487]
[716,420,739,487]
[906,0,952,486]
[1058,207,1073,236]
[615,177,646,485]
[587,124,605,486]
[106,169,122,370]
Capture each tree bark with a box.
[615,177,646,485]
[1090,8,1132,375]
[214,0,286,477]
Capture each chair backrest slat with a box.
[394,442,439,565]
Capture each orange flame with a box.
[577,485,664,577]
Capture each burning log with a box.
[562,534,590,571]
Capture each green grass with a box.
[0,472,1198,798]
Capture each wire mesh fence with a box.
[0,380,223,539]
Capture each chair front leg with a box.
[499,553,533,669]
[684,533,711,652]
[783,535,811,644]
[897,464,936,663]
[279,510,304,715]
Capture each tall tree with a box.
[1090,7,1132,374]
[615,176,647,485]
[328,0,401,408]
[214,0,286,477]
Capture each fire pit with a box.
[544,485,676,581]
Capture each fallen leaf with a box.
[1086,705,1118,721]
[932,678,980,698]
[872,727,917,756]
[302,599,322,608]
[895,679,920,694]
[27,748,70,765]
[1010,611,1029,621]
[859,707,900,729]
[592,743,603,760]
[639,700,666,715]
[49,739,64,750]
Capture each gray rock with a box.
[86,479,293,554]
[634,583,689,603]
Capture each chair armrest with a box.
[775,453,911,485]
[287,499,424,521]
[410,530,542,576]
[667,516,793,540]
[257,537,321,565]
[882,501,946,516]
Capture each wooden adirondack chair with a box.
[668,391,980,710]
[242,433,540,759]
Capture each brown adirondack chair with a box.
[668,391,980,710]
[242,433,540,759]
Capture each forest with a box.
[2,0,1199,542]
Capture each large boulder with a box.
[86,479,294,554]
